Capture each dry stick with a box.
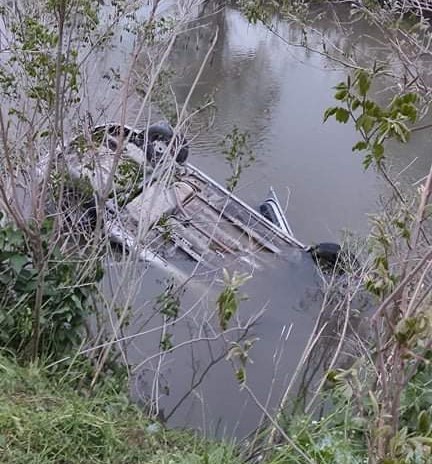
[164,327,253,422]
[411,122,432,132]
[305,296,351,414]
[174,28,219,131]
[372,320,389,460]
[31,2,67,361]
[94,7,182,215]
[96,29,179,243]
[53,1,82,237]
[409,161,432,253]
[134,330,252,372]
[305,255,368,413]
[370,247,432,452]
[266,321,329,447]
[262,17,380,73]
[389,347,407,438]
[406,258,432,318]
[411,280,432,314]
[381,165,432,441]
[47,260,243,370]
[81,14,178,373]
[88,30,180,389]
[91,24,218,385]
[130,26,219,205]
[149,313,172,418]
[0,106,33,233]
[266,249,369,446]
[265,271,341,447]
[370,247,432,323]
[99,26,219,388]
[37,0,66,222]
[47,318,244,370]
[132,305,266,374]
[379,164,407,207]
[252,324,293,450]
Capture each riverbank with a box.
[0,353,373,464]
[0,355,239,464]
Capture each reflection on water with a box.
[170,6,380,245]
[103,249,323,438]
[94,2,431,438]
[170,5,430,244]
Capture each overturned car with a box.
[57,122,337,275]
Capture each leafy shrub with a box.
[0,217,100,360]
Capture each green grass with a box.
[0,355,239,464]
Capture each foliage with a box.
[0,355,240,464]
[321,68,432,461]
[241,0,312,26]
[155,278,184,352]
[113,158,145,207]
[220,127,255,192]
[234,3,432,464]
[1,0,99,112]
[269,415,365,464]
[0,1,431,464]
[324,68,419,169]
[155,278,183,322]
[216,269,251,331]
[323,354,432,464]
[261,354,432,464]
[226,338,258,386]
[241,0,271,25]
[0,218,100,360]
[363,209,409,298]
[0,0,109,364]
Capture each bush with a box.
[0,218,100,360]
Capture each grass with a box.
[0,355,239,464]
[0,353,369,464]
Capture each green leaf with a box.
[363,154,373,170]
[9,254,28,274]
[391,121,409,142]
[339,381,353,400]
[365,100,383,118]
[400,103,417,122]
[352,141,368,152]
[71,294,83,311]
[236,367,245,384]
[408,436,432,446]
[418,410,431,435]
[335,108,350,123]
[6,229,24,247]
[351,98,361,111]
[334,82,348,91]
[323,106,338,122]
[334,89,348,101]
[401,92,418,104]
[356,114,375,133]
[372,143,385,161]
[18,280,38,293]
[356,70,371,97]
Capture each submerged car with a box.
[59,122,336,274]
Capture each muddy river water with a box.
[96,3,431,438]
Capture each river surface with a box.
[169,5,431,245]
[95,2,431,438]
